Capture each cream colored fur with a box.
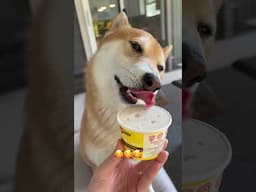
[80,13,172,192]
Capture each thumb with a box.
[137,151,169,191]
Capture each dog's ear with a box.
[163,45,173,60]
[213,0,223,12]
[109,12,131,32]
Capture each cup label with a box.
[120,127,167,160]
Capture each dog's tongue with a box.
[130,89,156,107]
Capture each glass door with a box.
[88,0,120,44]
[123,0,167,46]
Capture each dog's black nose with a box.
[142,73,161,92]
[182,42,207,87]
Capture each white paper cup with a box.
[117,105,172,160]
[182,119,232,192]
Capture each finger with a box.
[154,150,169,164]
[136,150,169,177]
[162,139,168,150]
[118,139,126,151]
[137,151,169,191]
[136,141,168,174]
[136,160,152,175]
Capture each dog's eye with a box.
[197,23,213,38]
[129,41,143,53]
[157,65,164,72]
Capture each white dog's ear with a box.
[108,12,131,32]
[214,0,223,12]
[163,45,173,60]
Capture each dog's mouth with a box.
[114,75,156,106]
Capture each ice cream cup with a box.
[117,105,172,160]
[182,119,232,192]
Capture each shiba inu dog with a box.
[182,0,223,87]
[80,12,172,191]
[182,0,223,119]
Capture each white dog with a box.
[80,12,172,192]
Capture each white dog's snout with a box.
[117,62,160,89]
[137,62,155,74]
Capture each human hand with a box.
[87,139,169,192]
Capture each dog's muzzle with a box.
[142,73,161,92]
[114,73,160,106]
[182,42,207,87]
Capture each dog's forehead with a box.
[103,28,159,46]
[129,29,164,62]
[131,35,150,46]
[101,28,164,63]
[145,40,165,64]
[132,33,164,62]
[183,0,217,25]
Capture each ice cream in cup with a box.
[117,105,172,160]
[182,119,232,192]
